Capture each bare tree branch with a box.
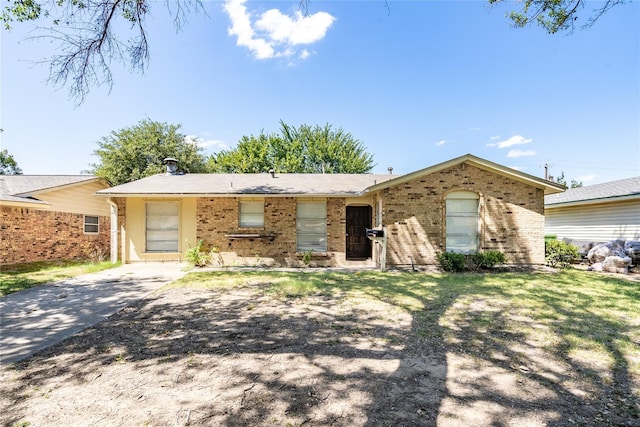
[21,0,202,104]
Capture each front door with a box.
[346,206,372,260]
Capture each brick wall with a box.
[382,163,545,265]
[196,197,349,266]
[1,206,110,266]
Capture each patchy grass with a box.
[2,268,639,426]
[0,261,120,296]
[168,269,640,389]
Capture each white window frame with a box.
[239,200,265,228]
[84,215,99,234]
[445,191,480,254]
[146,201,180,253]
[296,201,327,252]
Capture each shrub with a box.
[437,252,467,272]
[185,240,210,267]
[471,251,506,269]
[545,239,579,268]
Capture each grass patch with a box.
[0,260,120,296]
[168,268,640,396]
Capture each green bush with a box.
[471,251,506,269]
[437,252,467,272]
[185,240,210,267]
[545,239,579,268]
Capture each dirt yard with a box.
[1,278,638,426]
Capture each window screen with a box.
[84,215,99,234]
[146,202,179,252]
[239,200,264,228]
[446,192,479,254]
[296,202,327,252]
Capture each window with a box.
[239,200,264,228]
[446,191,479,254]
[84,215,99,234]
[296,201,327,252]
[146,201,179,252]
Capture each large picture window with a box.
[296,201,327,252]
[146,201,179,252]
[446,191,479,254]
[239,200,264,228]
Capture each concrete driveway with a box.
[0,263,187,365]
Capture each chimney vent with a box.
[164,157,178,175]
[388,167,393,175]
[269,169,275,178]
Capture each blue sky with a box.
[1,0,638,184]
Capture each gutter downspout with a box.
[106,198,118,264]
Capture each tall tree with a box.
[209,121,375,174]
[92,119,209,185]
[0,149,23,175]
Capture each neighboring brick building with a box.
[97,154,565,268]
[1,175,111,266]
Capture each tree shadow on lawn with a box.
[1,270,639,426]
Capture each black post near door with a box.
[346,205,372,260]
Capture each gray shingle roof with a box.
[0,175,100,205]
[545,176,640,206]
[96,173,398,196]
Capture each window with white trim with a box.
[296,201,327,252]
[239,200,264,228]
[84,215,99,234]
[146,201,179,252]
[446,191,479,254]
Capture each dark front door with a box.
[346,206,372,260]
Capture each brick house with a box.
[96,154,565,268]
[1,175,111,266]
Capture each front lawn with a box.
[2,269,639,426]
[0,260,119,296]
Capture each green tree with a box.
[209,121,375,174]
[0,149,23,175]
[92,119,209,185]
[555,171,583,188]
[489,0,625,33]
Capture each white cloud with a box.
[185,135,228,151]
[224,0,335,60]
[436,140,446,146]
[490,135,501,140]
[488,135,532,149]
[507,149,537,158]
[507,165,525,171]
[578,174,597,183]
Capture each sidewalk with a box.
[0,263,186,365]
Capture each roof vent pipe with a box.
[164,157,178,175]
[269,169,275,178]
[388,167,393,175]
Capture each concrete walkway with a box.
[0,263,187,365]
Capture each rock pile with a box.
[587,239,640,274]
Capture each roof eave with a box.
[95,192,366,198]
[18,176,106,197]
[364,153,566,195]
[545,193,640,208]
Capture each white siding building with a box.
[545,177,640,243]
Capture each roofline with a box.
[0,199,51,208]
[17,176,107,197]
[95,192,366,198]
[545,193,640,208]
[363,153,566,195]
